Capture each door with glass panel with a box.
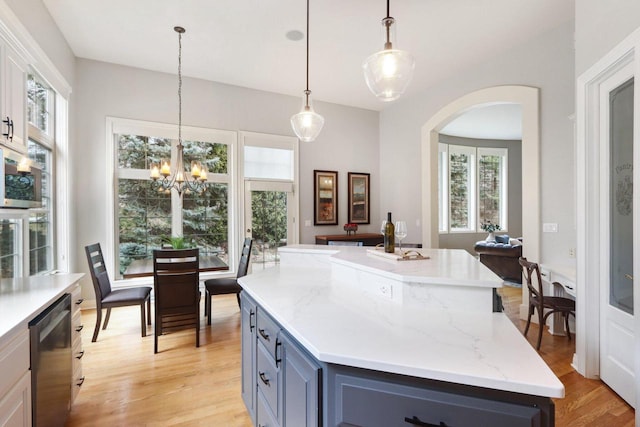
[244,181,294,271]
[600,66,636,407]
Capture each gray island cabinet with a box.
[241,293,552,427]
[239,245,564,427]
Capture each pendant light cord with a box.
[305,0,310,102]
[386,0,390,19]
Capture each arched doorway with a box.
[420,85,540,319]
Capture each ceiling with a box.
[42,0,574,113]
[441,103,522,140]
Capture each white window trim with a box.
[105,117,238,285]
[439,143,509,234]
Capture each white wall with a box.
[575,0,640,76]
[379,21,576,267]
[73,59,378,297]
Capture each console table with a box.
[315,232,383,246]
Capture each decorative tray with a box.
[366,247,430,261]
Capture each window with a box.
[112,119,236,279]
[27,73,55,275]
[439,143,508,233]
[0,218,21,278]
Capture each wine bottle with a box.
[384,212,395,253]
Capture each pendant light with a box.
[363,0,415,102]
[150,26,207,196]
[290,0,324,142]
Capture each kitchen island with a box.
[239,245,563,427]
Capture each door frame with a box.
[576,25,640,412]
[420,85,541,321]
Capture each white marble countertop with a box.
[0,273,84,346]
[240,251,564,398]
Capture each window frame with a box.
[439,143,508,234]
[106,117,238,284]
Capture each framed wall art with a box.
[314,170,338,225]
[347,172,370,224]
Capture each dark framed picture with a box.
[314,170,338,225]
[348,172,370,224]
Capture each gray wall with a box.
[438,135,522,254]
[378,20,575,267]
[575,0,640,76]
[73,58,378,297]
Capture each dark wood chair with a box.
[84,243,152,342]
[519,257,576,350]
[204,238,252,325]
[153,248,201,353]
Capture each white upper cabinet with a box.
[0,41,27,153]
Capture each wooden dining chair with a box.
[153,248,200,353]
[204,237,252,325]
[84,243,152,342]
[519,257,576,350]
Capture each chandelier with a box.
[150,26,207,196]
[362,0,415,102]
[290,0,324,142]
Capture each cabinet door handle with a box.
[76,298,84,305]
[75,324,84,332]
[275,338,282,366]
[259,371,270,386]
[8,118,13,141]
[625,273,634,281]
[249,309,255,332]
[404,416,447,426]
[2,116,10,139]
[258,328,270,341]
[76,377,85,387]
[76,350,85,359]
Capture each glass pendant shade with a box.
[291,90,325,142]
[363,15,415,102]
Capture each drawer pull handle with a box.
[76,350,85,359]
[258,328,270,341]
[76,325,84,332]
[249,310,255,331]
[259,371,270,386]
[76,377,85,387]
[404,416,447,427]
[76,298,84,305]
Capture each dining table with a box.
[122,254,229,279]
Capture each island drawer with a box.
[256,309,280,357]
[335,374,544,427]
[257,341,281,419]
[257,388,279,427]
[0,329,29,396]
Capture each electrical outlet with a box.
[569,248,575,258]
[304,220,312,227]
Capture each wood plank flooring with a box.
[66,288,635,426]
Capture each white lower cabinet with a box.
[71,284,85,403]
[0,329,31,427]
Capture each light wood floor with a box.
[66,288,635,427]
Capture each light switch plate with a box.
[543,223,558,233]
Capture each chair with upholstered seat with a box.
[153,248,201,353]
[204,237,252,325]
[84,243,152,342]
[519,257,576,350]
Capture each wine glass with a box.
[395,221,407,253]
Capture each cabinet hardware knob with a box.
[404,416,447,426]
[76,350,85,359]
[75,325,84,332]
[259,371,270,386]
[258,328,270,341]
[76,377,85,387]
[76,298,84,305]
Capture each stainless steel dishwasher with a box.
[29,293,72,427]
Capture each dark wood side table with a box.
[315,233,383,246]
